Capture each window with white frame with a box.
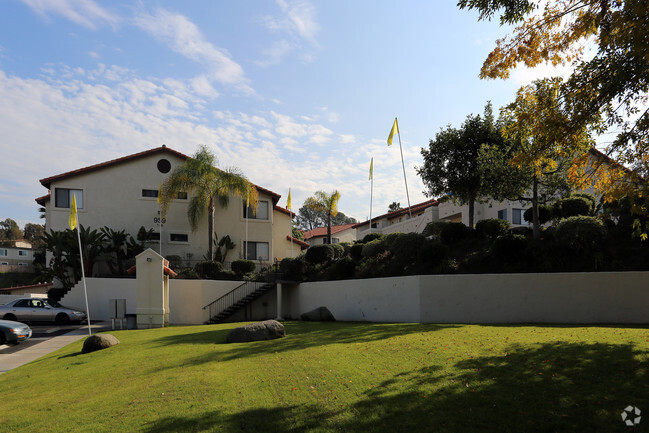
[512,209,527,225]
[243,241,269,261]
[0,262,8,265]
[18,263,28,266]
[55,188,83,209]
[497,209,508,221]
[243,201,269,220]
[0,249,6,256]
[18,250,29,257]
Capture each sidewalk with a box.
[0,321,113,374]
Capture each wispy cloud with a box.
[20,0,118,29]
[257,0,320,67]
[133,7,253,94]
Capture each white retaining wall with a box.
[61,272,649,325]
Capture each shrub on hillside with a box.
[195,261,224,279]
[417,240,449,268]
[382,232,404,250]
[350,243,364,261]
[555,216,606,251]
[440,222,468,245]
[571,192,597,213]
[523,205,553,225]
[423,221,448,237]
[552,196,593,219]
[389,233,427,261]
[279,257,304,280]
[326,256,356,280]
[491,234,528,262]
[362,233,384,243]
[361,238,387,258]
[305,244,335,265]
[475,218,510,239]
[331,243,345,259]
[231,259,256,275]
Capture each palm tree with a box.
[303,190,341,244]
[160,145,258,261]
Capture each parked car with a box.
[0,319,32,344]
[0,298,87,324]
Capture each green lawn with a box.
[2,322,648,432]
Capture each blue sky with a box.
[0,0,569,229]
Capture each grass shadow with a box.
[141,340,649,432]
[151,322,458,366]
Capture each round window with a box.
[157,159,171,173]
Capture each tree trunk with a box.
[327,214,332,244]
[468,196,475,228]
[532,176,540,240]
[208,197,215,261]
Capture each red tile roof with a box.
[274,205,296,217]
[35,193,50,205]
[303,223,357,240]
[286,235,310,249]
[37,145,284,205]
[353,199,439,228]
[39,145,191,188]
[0,282,53,292]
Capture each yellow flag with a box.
[387,117,399,146]
[287,188,292,210]
[69,194,78,230]
[369,158,373,180]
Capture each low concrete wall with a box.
[63,278,241,325]
[62,272,649,326]
[285,272,649,324]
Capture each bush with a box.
[279,257,304,281]
[194,261,223,279]
[523,205,553,225]
[350,243,364,261]
[553,196,593,219]
[423,221,448,237]
[555,216,606,251]
[326,256,356,280]
[417,240,449,268]
[361,238,387,258]
[440,222,468,245]
[571,192,597,213]
[305,244,335,265]
[389,233,427,261]
[330,243,345,259]
[382,232,404,249]
[362,233,384,243]
[491,234,528,262]
[175,268,199,279]
[231,259,256,275]
[164,255,183,270]
[475,218,510,239]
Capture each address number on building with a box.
[154,217,166,224]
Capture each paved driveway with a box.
[0,322,111,374]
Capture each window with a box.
[0,262,8,266]
[0,249,6,257]
[157,158,171,173]
[142,189,187,200]
[18,263,28,267]
[332,238,340,244]
[14,299,30,307]
[55,188,83,208]
[243,201,269,220]
[18,250,28,257]
[243,242,269,261]
[497,209,508,221]
[170,233,188,242]
[512,209,526,225]
[148,232,160,241]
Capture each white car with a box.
[0,298,86,324]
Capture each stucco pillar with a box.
[276,282,284,321]
[136,248,167,328]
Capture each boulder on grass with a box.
[226,320,285,343]
[300,306,336,322]
[82,334,120,354]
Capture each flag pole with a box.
[245,195,249,261]
[369,157,374,234]
[394,118,412,218]
[157,183,163,256]
[69,195,91,336]
[287,188,293,257]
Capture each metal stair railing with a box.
[202,279,272,322]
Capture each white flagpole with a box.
[245,196,249,261]
[396,119,412,218]
[75,223,92,336]
[369,157,374,234]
